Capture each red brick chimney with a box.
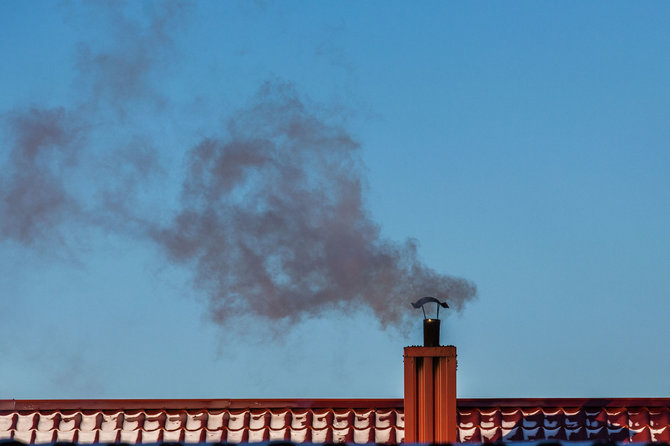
[405,297,457,443]
[403,345,457,443]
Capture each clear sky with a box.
[1,1,669,399]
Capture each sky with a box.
[1,1,669,400]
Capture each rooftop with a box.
[2,398,670,444]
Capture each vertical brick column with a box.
[403,346,457,443]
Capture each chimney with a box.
[404,298,457,443]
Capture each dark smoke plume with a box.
[1,3,475,333]
[154,81,476,329]
[0,107,86,246]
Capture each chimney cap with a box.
[411,296,449,320]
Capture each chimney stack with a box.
[404,298,457,443]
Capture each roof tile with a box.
[564,408,585,429]
[0,414,14,432]
[479,409,500,429]
[143,411,163,431]
[543,425,564,440]
[270,410,289,429]
[312,410,331,429]
[226,427,247,443]
[32,430,54,443]
[311,426,330,443]
[268,426,288,441]
[13,429,34,444]
[459,424,478,442]
[332,426,352,443]
[334,411,353,429]
[76,429,97,444]
[205,411,225,430]
[354,410,372,429]
[630,425,651,442]
[204,428,222,443]
[185,411,207,431]
[395,411,404,429]
[227,411,247,430]
[650,409,670,428]
[501,408,522,429]
[140,428,161,443]
[123,412,143,431]
[79,413,99,432]
[119,429,140,443]
[564,426,584,441]
[248,412,267,430]
[291,410,310,429]
[606,408,628,428]
[100,412,122,431]
[36,413,56,432]
[629,408,650,429]
[544,410,564,429]
[652,425,670,442]
[97,429,118,443]
[55,429,75,442]
[289,427,308,443]
[373,426,392,443]
[58,414,77,432]
[503,425,523,441]
[165,412,185,431]
[586,425,607,440]
[163,428,183,443]
[183,428,203,443]
[607,425,629,442]
[374,410,393,429]
[16,413,36,431]
[481,426,501,442]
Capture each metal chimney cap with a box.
[412,297,449,346]
[411,296,449,319]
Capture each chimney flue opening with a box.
[423,318,440,346]
[411,296,449,347]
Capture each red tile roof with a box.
[0,400,403,445]
[1,398,670,444]
[458,398,670,443]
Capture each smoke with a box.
[74,0,190,113]
[0,107,86,246]
[0,1,187,247]
[153,81,476,329]
[1,3,476,334]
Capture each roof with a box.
[458,398,670,443]
[0,400,402,445]
[1,398,670,444]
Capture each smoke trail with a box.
[153,81,476,329]
[0,107,86,246]
[0,1,187,248]
[1,2,475,332]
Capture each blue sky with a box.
[1,1,669,399]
